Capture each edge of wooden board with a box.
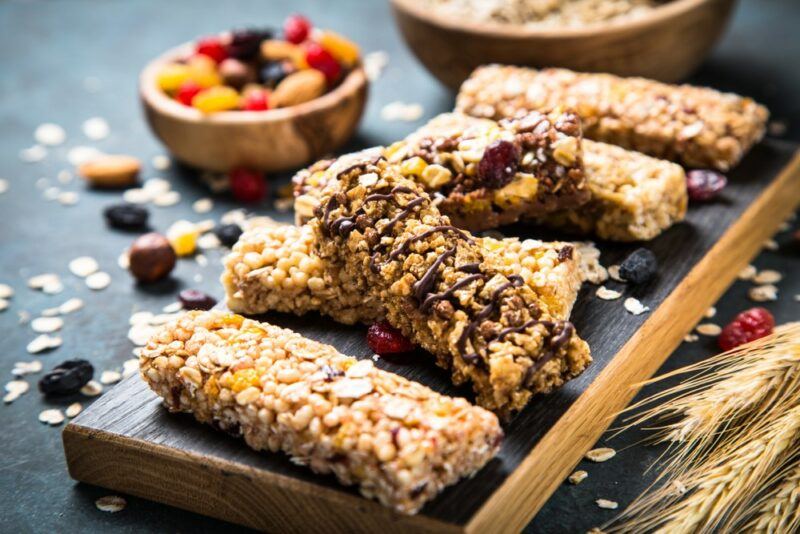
[466,150,800,533]
[62,421,462,533]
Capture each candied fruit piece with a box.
[167,220,199,257]
[367,321,415,355]
[229,168,266,203]
[187,55,222,88]
[317,30,360,66]
[284,14,311,44]
[478,140,520,188]
[192,86,240,113]
[242,90,269,111]
[196,35,228,63]
[305,42,341,83]
[718,307,774,351]
[687,169,727,201]
[176,80,202,106]
[156,63,192,93]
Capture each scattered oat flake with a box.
[586,447,616,462]
[153,190,181,207]
[623,297,649,315]
[763,239,779,251]
[86,271,111,290]
[162,301,183,313]
[100,370,122,385]
[795,294,800,302]
[27,334,62,354]
[753,269,782,284]
[568,470,588,485]
[128,323,156,346]
[31,316,63,334]
[69,256,99,278]
[65,402,83,418]
[81,380,103,397]
[364,50,389,81]
[749,284,778,302]
[738,264,757,280]
[143,177,170,195]
[20,144,47,163]
[0,179,8,194]
[380,101,424,122]
[95,495,126,513]
[122,358,140,378]
[44,186,61,201]
[57,170,73,184]
[696,323,722,336]
[58,191,79,206]
[0,284,13,299]
[151,155,171,170]
[129,311,154,325]
[82,117,110,140]
[684,333,699,343]
[28,273,60,290]
[197,233,221,250]
[122,188,151,204]
[777,221,791,232]
[4,380,30,403]
[41,306,60,317]
[39,408,65,426]
[195,254,208,267]
[67,145,104,166]
[607,265,624,282]
[12,360,42,376]
[596,286,622,300]
[34,123,66,146]
[0,299,8,312]
[192,198,213,214]
[705,306,716,318]
[596,499,618,510]
[118,250,130,270]
[59,298,84,314]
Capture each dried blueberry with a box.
[104,203,149,230]
[686,169,727,201]
[214,223,244,248]
[39,359,94,395]
[179,289,217,311]
[259,61,291,88]
[477,140,520,189]
[228,28,272,60]
[619,248,658,284]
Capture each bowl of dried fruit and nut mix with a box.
[140,15,368,172]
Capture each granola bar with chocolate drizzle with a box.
[310,157,591,417]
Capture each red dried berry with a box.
[178,289,217,311]
[367,321,415,355]
[229,167,267,203]
[687,169,727,201]
[478,140,520,189]
[718,307,775,351]
[242,91,269,111]
[284,14,311,44]
[176,81,202,106]
[196,36,228,63]
[305,43,341,83]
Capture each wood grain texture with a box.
[140,42,368,173]
[390,0,736,90]
[63,140,800,532]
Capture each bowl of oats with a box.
[391,0,736,89]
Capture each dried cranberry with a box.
[178,289,217,311]
[195,36,228,63]
[305,43,341,83]
[39,359,94,395]
[718,307,775,351]
[104,203,149,230]
[214,223,244,248]
[477,140,520,189]
[687,170,727,201]
[229,168,267,203]
[619,248,658,284]
[242,91,269,111]
[283,14,311,44]
[176,81,202,106]
[228,28,272,60]
[367,321,415,355]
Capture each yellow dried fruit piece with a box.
[400,156,428,177]
[231,368,260,393]
[192,86,240,113]
[271,70,326,108]
[420,164,452,189]
[166,220,198,256]
[156,63,192,93]
[318,30,360,66]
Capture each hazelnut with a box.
[129,233,176,283]
[218,58,255,90]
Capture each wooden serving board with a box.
[63,140,800,533]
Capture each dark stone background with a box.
[0,0,797,532]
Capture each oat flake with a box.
[192,198,213,214]
[753,269,782,285]
[623,297,649,315]
[31,316,63,334]
[596,499,618,510]
[27,334,62,354]
[122,188,151,204]
[12,360,42,376]
[39,408,65,426]
[95,496,126,513]
[705,306,717,318]
[122,358,140,378]
[153,190,181,207]
[59,298,84,314]
[86,271,111,290]
[763,239,779,251]
[0,179,8,194]
[380,101,424,122]
[151,155,171,170]
[607,265,624,282]
[67,145,104,166]
[19,145,47,163]
[81,380,103,397]
[596,286,621,300]
[738,264,757,280]
[82,117,110,140]
[0,283,13,299]
[69,256,99,278]
[100,370,122,385]
[684,333,699,343]
[586,447,616,462]
[4,380,30,403]
[0,299,8,312]
[568,470,588,484]
[696,323,722,336]
[162,301,183,313]
[34,123,66,146]
[65,402,83,418]
[749,284,778,302]
[128,323,156,346]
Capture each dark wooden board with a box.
[64,140,800,533]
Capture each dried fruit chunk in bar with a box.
[456,65,769,171]
[311,157,591,416]
[223,218,583,324]
[296,110,589,231]
[140,311,502,514]
[534,140,688,241]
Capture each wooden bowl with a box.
[140,42,368,172]
[391,0,736,90]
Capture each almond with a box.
[78,155,141,188]
[271,70,326,108]
[260,40,306,66]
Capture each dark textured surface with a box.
[0,0,799,533]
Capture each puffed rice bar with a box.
[456,65,769,171]
[139,310,503,514]
[311,156,591,417]
[223,219,583,324]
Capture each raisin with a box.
[228,28,272,60]
[477,140,520,189]
[39,359,94,395]
[103,203,149,230]
[179,289,217,311]
[367,321,415,355]
[214,223,244,248]
[687,169,727,201]
[718,307,774,351]
[619,248,658,284]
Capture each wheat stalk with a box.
[742,458,800,533]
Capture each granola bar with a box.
[223,219,583,324]
[535,140,688,241]
[140,310,502,514]
[310,157,591,416]
[295,111,589,231]
[456,65,769,171]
